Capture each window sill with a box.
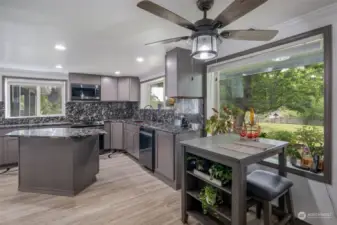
[259,157,326,184]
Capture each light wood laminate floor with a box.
[0,153,304,225]
[0,153,199,225]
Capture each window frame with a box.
[148,79,165,108]
[204,25,333,184]
[4,78,66,118]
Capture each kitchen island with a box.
[6,128,106,196]
[180,134,288,225]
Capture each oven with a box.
[71,84,100,101]
[139,127,155,171]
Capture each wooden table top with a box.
[180,133,288,165]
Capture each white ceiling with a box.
[0,0,335,78]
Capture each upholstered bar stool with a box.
[247,170,295,225]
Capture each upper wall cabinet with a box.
[118,77,140,102]
[165,48,203,98]
[69,73,101,85]
[101,77,118,101]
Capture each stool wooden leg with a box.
[285,190,295,225]
[256,202,262,219]
[263,201,272,225]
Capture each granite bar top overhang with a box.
[6,128,107,138]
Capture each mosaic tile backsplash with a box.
[0,99,203,125]
[66,101,138,122]
[0,101,138,124]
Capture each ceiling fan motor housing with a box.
[196,0,214,11]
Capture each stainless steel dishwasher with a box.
[139,127,155,171]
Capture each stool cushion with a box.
[247,170,293,201]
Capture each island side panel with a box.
[19,137,75,196]
[72,136,99,194]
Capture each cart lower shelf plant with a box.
[199,185,222,215]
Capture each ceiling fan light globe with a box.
[191,34,218,60]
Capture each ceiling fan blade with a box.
[220,29,278,41]
[137,0,196,31]
[145,36,190,46]
[214,0,268,28]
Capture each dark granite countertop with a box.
[0,122,72,129]
[6,128,107,138]
[105,119,201,134]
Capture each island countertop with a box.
[6,128,107,138]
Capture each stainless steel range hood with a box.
[165,47,203,98]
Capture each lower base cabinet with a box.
[124,124,139,160]
[3,137,19,164]
[155,131,174,180]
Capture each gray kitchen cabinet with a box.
[155,131,174,180]
[3,137,19,165]
[69,73,101,85]
[124,129,134,155]
[130,78,140,102]
[101,77,118,101]
[111,123,124,150]
[0,137,4,165]
[132,130,139,159]
[104,122,111,150]
[165,47,203,98]
[118,78,130,101]
[117,78,140,101]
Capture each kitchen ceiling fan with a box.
[137,0,279,60]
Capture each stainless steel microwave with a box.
[71,84,101,101]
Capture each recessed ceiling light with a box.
[115,71,121,75]
[136,57,144,62]
[55,64,63,69]
[272,56,290,62]
[54,44,66,51]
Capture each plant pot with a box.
[187,159,197,171]
[206,195,216,206]
[289,157,298,165]
[193,169,223,186]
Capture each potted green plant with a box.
[268,130,302,164]
[205,107,233,136]
[199,185,221,215]
[209,163,232,186]
[286,145,302,165]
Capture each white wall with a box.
[208,3,337,225]
[0,68,68,101]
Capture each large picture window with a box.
[207,26,332,184]
[5,78,66,118]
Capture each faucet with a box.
[144,105,153,109]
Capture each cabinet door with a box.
[133,131,139,159]
[0,137,4,165]
[129,78,140,102]
[125,130,134,154]
[3,137,19,164]
[155,131,174,180]
[111,123,124,150]
[117,78,130,101]
[104,122,111,150]
[101,77,118,101]
[165,50,178,97]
